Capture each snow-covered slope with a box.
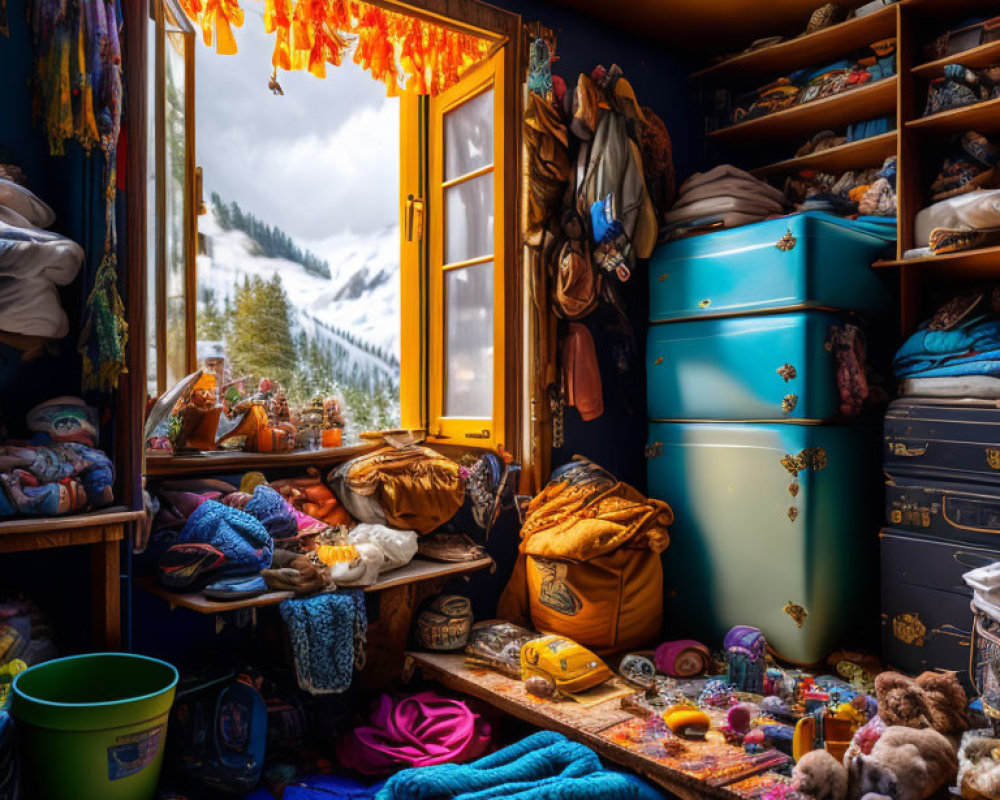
[197,207,400,385]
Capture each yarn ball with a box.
[240,471,269,494]
[727,703,752,734]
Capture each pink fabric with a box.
[293,508,328,534]
[654,639,711,677]
[336,692,491,776]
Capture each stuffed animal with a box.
[845,753,898,800]
[867,726,958,800]
[875,671,967,735]
[793,749,848,800]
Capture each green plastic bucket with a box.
[12,653,178,800]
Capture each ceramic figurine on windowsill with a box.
[217,377,294,453]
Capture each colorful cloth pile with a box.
[0,596,57,712]
[0,442,113,517]
[0,176,83,339]
[784,156,897,218]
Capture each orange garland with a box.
[179,0,492,95]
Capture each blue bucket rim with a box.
[12,652,179,709]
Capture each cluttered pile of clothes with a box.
[905,132,1000,259]
[784,156,897,218]
[924,63,1000,117]
[0,167,83,342]
[146,441,516,696]
[0,397,114,517]
[717,38,896,131]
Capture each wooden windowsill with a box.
[144,443,378,477]
[136,556,493,614]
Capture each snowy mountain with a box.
[196,206,401,387]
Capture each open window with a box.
[145,0,519,455]
[147,0,197,396]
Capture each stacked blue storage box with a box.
[646,212,894,664]
[882,399,1000,686]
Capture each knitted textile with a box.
[176,500,273,572]
[279,591,366,695]
[245,485,298,540]
[376,730,665,800]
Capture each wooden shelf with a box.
[0,507,143,537]
[751,130,897,177]
[906,97,1000,135]
[707,77,898,146]
[145,443,377,477]
[913,40,1000,77]
[136,556,493,614]
[693,5,898,81]
[406,651,789,800]
[873,245,1000,277]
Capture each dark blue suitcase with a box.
[884,399,1000,486]
[881,529,999,687]
[885,474,1000,548]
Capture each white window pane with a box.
[444,262,493,418]
[445,88,493,180]
[164,34,188,387]
[445,172,493,265]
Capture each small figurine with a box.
[725,625,767,695]
[175,372,222,451]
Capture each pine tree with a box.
[227,273,298,390]
[197,286,227,342]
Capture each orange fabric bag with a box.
[498,457,672,653]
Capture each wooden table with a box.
[405,652,792,800]
[0,509,144,649]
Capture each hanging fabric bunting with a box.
[179,0,493,96]
[30,0,128,392]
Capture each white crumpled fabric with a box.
[347,524,418,573]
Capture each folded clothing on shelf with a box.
[924,63,1000,117]
[930,131,999,202]
[916,188,1000,247]
[665,165,786,238]
[0,174,83,339]
[785,156,896,218]
[893,290,1000,381]
[0,442,113,518]
[901,375,1000,399]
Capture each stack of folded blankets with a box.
[905,132,1000,258]
[663,165,787,239]
[0,169,83,340]
[893,289,1000,398]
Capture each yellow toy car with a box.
[520,635,613,696]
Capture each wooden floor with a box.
[406,651,793,800]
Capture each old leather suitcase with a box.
[884,399,1000,486]
[646,310,850,421]
[647,421,879,664]
[880,529,998,687]
[649,212,895,323]
[885,474,1000,548]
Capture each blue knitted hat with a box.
[178,500,274,572]
[245,485,298,540]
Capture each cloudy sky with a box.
[193,5,400,240]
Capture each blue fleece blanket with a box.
[893,316,1000,379]
[375,731,665,800]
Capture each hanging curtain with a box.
[30,0,128,393]
[178,0,493,96]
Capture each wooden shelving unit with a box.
[137,557,494,614]
[693,4,897,81]
[905,97,1000,135]
[874,245,1000,277]
[912,39,1000,76]
[707,77,898,146]
[751,130,897,177]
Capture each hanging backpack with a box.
[551,209,600,320]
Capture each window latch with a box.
[465,429,490,440]
[405,194,425,242]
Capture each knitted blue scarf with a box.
[376,731,665,800]
[279,591,366,695]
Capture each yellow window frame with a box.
[401,49,509,452]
